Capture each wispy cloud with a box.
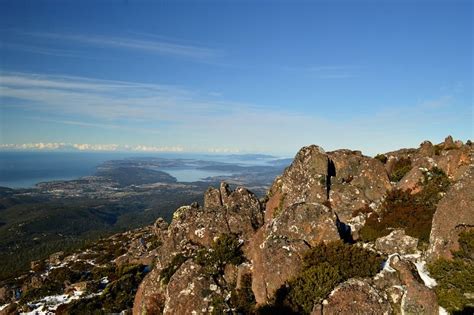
[1,43,108,60]
[282,65,359,79]
[0,142,244,153]
[0,72,213,121]
[0,142,186,152]
[22,31,219,60]
[1,72,467,155]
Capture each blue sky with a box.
[0,0,472,156]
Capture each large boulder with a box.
[133,260,218,315]
[427,165,474,261]
[328,150,391,221]
[250,203,340,304]
[165,184,263,251]
[265,145,329,221]
[375,229,418,255]
[265,146,391,223]
[371,254,439,315]
[162,260,215,315]
[396,158,437,193]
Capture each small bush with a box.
[231,274,256,314]
[428,230,474,313]
[19,282,63,305]
[160,253,188,284]
[61,264,148,314]
[390,157,412,182]
[195,234,244,276]
[360,168,450,243]
[268,241,384,314]
[374,154,388,164]
[287,263,341,314]
[434,144,443,155]
[302,241,384,279]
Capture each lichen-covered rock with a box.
[315,279,392,315]
[153,217,169,235]
[391,257,439,315]
[250,203,340,304]
[384,136,471,184]
[396,158,437,193]
[270,203,340,247]
[265,146,391,223]
[435,145,471,180]
[162,260,214,315]
[133,265,166,314]
[165,184,263,252]
[265,145,328,221]
[49,251,65,265]
[250,235,308,304]
[134,183,263,314]
[375,229,418,255]
[204,187,222,209]
[419,140,435,157]
[328,150,391,221]
[427,165,474,261]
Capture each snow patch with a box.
[382,254,398,272]
[24,292,84,314]
[414,261,437,288]
[100,276,109,284]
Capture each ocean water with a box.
[0,152,267,188]
[0,152,134,188]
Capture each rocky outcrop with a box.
[314,279,392,315]
[265,146,391,223]
[134,183,264,314]
[164,184,263,252]
[386,136,471,191]
[250,203,341,304]
[5,137,470,315]
[427,165,474,261]
[265,145,328,221]
[328,150,391,221]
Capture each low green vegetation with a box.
[195,233,245,276]
[59,264,148,314]
[231,274,257,314]
[160,253,189,284]
[0,188,203,281]
[195,234,248,314]
[389,157,412,182]
[428,230,474,314]
[264,241,384,314]
[17,259,147,314]
[360,167,450,243]
[374,154,388,164]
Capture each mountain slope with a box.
[1,136,472,314]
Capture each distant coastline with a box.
[0,151,284,188]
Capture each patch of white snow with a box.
[414,261,437,288]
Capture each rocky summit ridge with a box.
[1,136,473,315]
